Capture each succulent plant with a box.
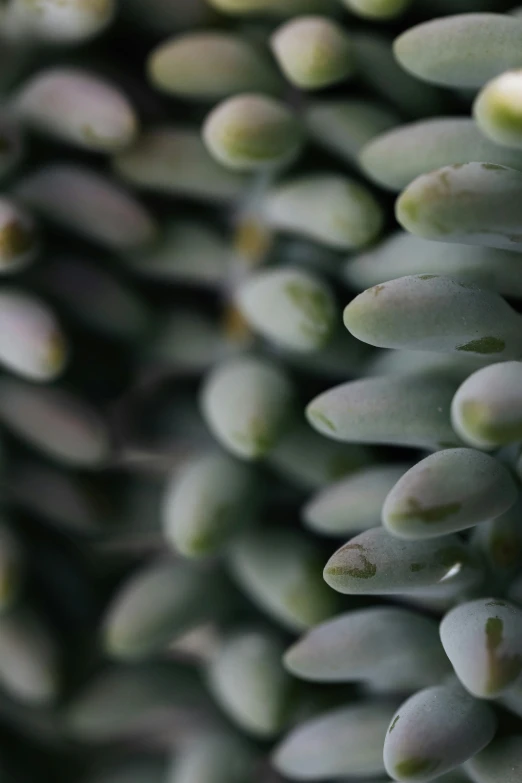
[1,3,522,783]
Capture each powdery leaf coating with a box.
[3,0,115,43]
[305,99,399,166]
[171,733,255,783]
[306,374,459,450]
[451,362,522,449]
[148,32,281,101]
[342,0,412,19]
[113,127,249,203]
[0,378,110,467]
[396,161,522,251]
[475,70,522,150]
[383,448,518,540]
[394,14,522,89]
[273,701,398,780]
[102,559,226,660]
[345,231,522,298]
[15,164,157,251]
[0,289,67,382]
[203,94,304,172]
[353,32,447,119]
[0,606,58,705]
[304,464,410,536]
[324,527,483,595]
[66,662,210,741]
[284,607,450,686]
[384,683,497,782]
[0,198,38,273]
[236,267,336,352]
[440,597,522,699]
[466,735,522,783]
[162,452,256,558]
[207,630,292,737]
[14,68,137,152]
[124,220,228,287]
[200,356,294,460]
[262,174,384,250]
[344,275,522,358]
[228,527,339,632]
[268,421,371,490]
[360,118,522,192]
[271,16,355,90]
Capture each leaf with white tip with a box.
[383,682,497,782]
[306,374,459,450]
[207,629,293,737]
[271,16,355,90]
[284,607,451,686]
[102,559,233,660]
[200,356,294,461]
[13,69,137,152]
[360,118,522,192]
[236,267,336,353]
[228,527,339,632]
[324,527,483,596]
[148,32,282,100]
[396,162,522,251]
[0,289,67,382]
[394,14,522,88]
[383,448,518,539]
[451,362,522,449]
[3,0,115,43]
[203,94,304,172]
[345,275,522,358]
[440,597,522,698]
[262,174,383,250]
[474,69,522,150]
[162,453,257,559]
[274,701,399,780]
